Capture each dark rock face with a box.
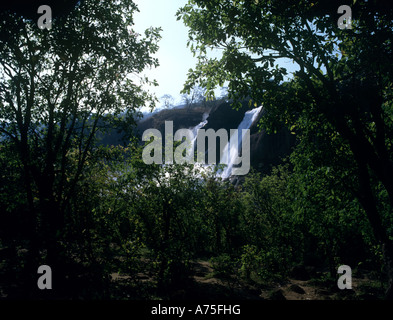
[205,101,296,176]
[135,101,296,177]
[249,126,296,175]
[203,101,251,134]
[137,107,208,137]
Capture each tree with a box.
[121,160,208,290]
[161,94,175,109]
[289,143,377,277]
[181,85,206,108]
[0,0,160,295]
[177,0,393,298]
[240,165,301,281]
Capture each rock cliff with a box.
[135,100,296,179]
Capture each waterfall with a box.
[219,105,263,179]
[190,112,209,152]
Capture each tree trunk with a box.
[382,241,393,299]
[356,155,393,299]
[37,175,67,298]
[158,201,171,291]
[331,107,393,299]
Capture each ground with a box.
[110,260,386,300]
[0,250,385,300]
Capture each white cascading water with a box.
[190,112,209,153]
[219,105,263,179]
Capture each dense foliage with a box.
[1,0,392,300]
[177,0,393,298]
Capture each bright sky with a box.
[132,0,298,111]
[133,0,199,108]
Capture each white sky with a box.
[133,0,199,108]
[132,0,298,110]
